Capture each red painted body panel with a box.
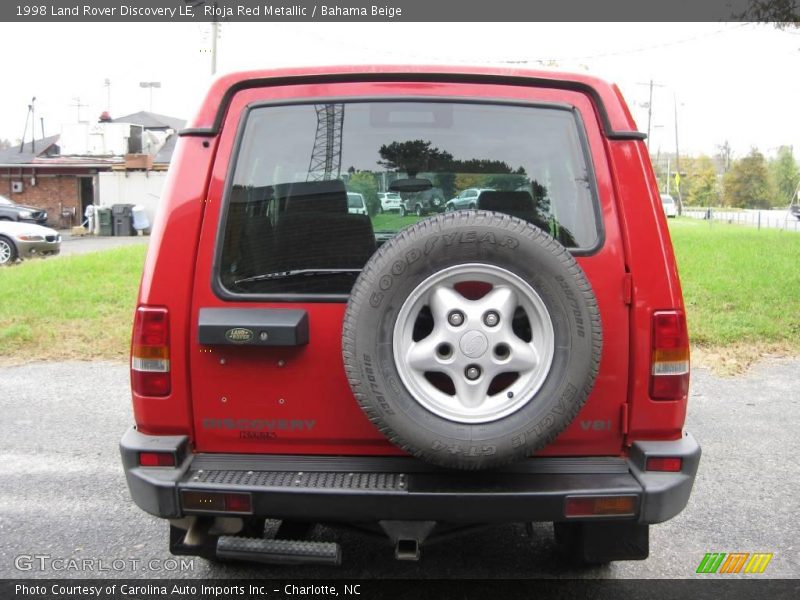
[605,140,688,440]
[131,66,688,458]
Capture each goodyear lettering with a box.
[370,233,519,309]
[424,237,439,255]
[405,248,422,264]
[460,230,477,244]
[442,233,457,246]
[391,260,406,275]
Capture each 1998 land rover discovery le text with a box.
[120,66,699,566]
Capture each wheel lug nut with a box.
[483,311,500,327]
[448,311,465,326]
[465,366,481,381]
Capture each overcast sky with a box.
[0,21,797,158]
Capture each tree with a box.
[715,141,733,173]
[738,0,800,23]
[0,138,11,150]
[378,140,453,175]
[347,171,380,216]
[684,155,720,207]
[768,146,800,206]
[722,149,773,209]
[454,173,490,191]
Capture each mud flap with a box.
[554,521,649,564]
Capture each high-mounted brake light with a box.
[131,306,171,396]
[650,310,689,400]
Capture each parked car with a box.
[399,187,445,216]
[0,194,48,225]
[790,204,800,221]
[0,220,61,265]
[121,66,698,567]
[347,192,368,215]
[378,192,402,213]
[660,193,677,218]
[445,188,496,211]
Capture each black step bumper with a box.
[120,427,700,525]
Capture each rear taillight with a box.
[650,310,689,400]
[131,306,171,397]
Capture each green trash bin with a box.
[96,207,113,236]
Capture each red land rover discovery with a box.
[120,66,700,566]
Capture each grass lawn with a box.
[0,244,147,364]
[668,218,800,371]
[0,220,797,372]
[371,212,427,230]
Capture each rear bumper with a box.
[120,428,700,525]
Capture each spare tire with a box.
[342,211,601,470]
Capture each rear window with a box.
[218,100,601,297]
[347,193,364,208]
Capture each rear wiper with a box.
[234,268,362,285]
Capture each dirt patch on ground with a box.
[691,342,798,376]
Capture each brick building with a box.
[0,111,183,228]
[0,137,116,228]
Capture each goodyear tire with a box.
[342,211,601,470]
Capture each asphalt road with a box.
[0,359,797,580]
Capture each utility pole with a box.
[18,97,37,153]
[674,93,683,214]
[636,80,665,150]
[211,5,219,75]
[666,156,671,195]
[184,0,219,75]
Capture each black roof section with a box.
[154,133,178,164]
[0,135,61,165]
